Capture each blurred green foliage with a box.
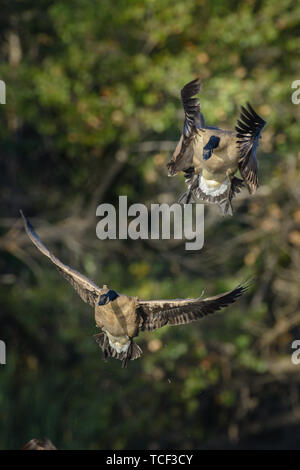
[0,0,300,450]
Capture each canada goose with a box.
[167,78,266,215]
[21,211,248,367]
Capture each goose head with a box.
[97,289,120,306]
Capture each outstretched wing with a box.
[181,77,204,139]
[138,283,248,331]
[167,78,204,176]
[236,103,266,193]
[20,211,103,306]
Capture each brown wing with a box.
[20,211,103,306]
[236,103,266,193]
[167,78,204,176]
[138,283,248,331]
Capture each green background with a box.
[0,0,300,450]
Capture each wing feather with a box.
[138,282,249,331]
[236,103,266,193]
[20,211,102,306]
[181,77,203,139]
[167,78,204,176]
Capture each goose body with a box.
[94,292,140,360]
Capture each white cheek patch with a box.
[199,175,229,197]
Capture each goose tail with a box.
[191,176,244,216]
[94,332,142,368]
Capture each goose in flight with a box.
[167,78,266,215]
[21,211,248,367]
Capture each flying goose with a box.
[167,78,266,215]
[21,211,248,367]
